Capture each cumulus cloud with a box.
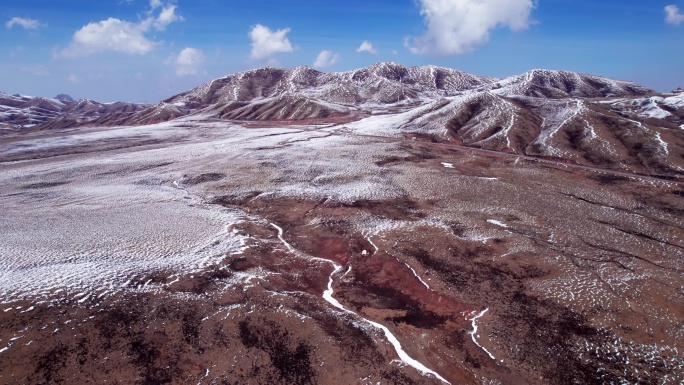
[313,50,339,69]
[61,18,156,57]
[6,17,42,30]
[152,4,183,30]
[665,5,684,25]
[406,0,535,55]
[171,47,206,76]
[60,1,182,57]
[249,24,294,61]
[356,41,377,54]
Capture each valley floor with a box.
[0,119,682,384]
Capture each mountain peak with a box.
[55,94,75,103]
[369,61,403,68]
[291,65,313,71]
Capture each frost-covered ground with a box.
[0,121,399,301]
[0,120,682,385]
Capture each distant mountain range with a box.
[0,92,147,130]
[2,62,682,177]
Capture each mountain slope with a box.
[343,87,681,177]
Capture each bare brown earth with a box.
[0,122,682,385]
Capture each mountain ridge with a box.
[1,63,655,130]
[0,91,148,130]
[3,63,682,178]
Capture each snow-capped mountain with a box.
[54,94,75,103]
[0,93,66,128]
[489,69,651,98]
[115,63,496,125]
[123,61,673,177]
[5,63,681,177]
[115,63,650,126]
[0,92,148,129]
[169,62,495,107]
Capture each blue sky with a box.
[1,0,683,102]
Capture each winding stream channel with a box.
[270,222,451,384]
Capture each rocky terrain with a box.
[0,64,682,384]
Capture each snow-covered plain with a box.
[0,125,249,300]
[0,121,403,301]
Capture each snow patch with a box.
[469,308,497,361]
[487,219,508,228]
[270,223,297,254]
[404,263,430,289]
[654,132,670,156]
[323,265,450,384]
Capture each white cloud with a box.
[61,18,156,57]
[356,41,377,54]
[60,1,182,57]
[171,47,206,76]
[6,17,42,30]
[313,50,339,69]
[153,4,183,30]
[20,65,50,77]
[406,0,535,55]
[665,5,684,25]
[249,24,294,61]
[68,74,81,83]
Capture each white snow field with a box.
[0,121,405,301]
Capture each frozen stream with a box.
[270,223,451,384]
